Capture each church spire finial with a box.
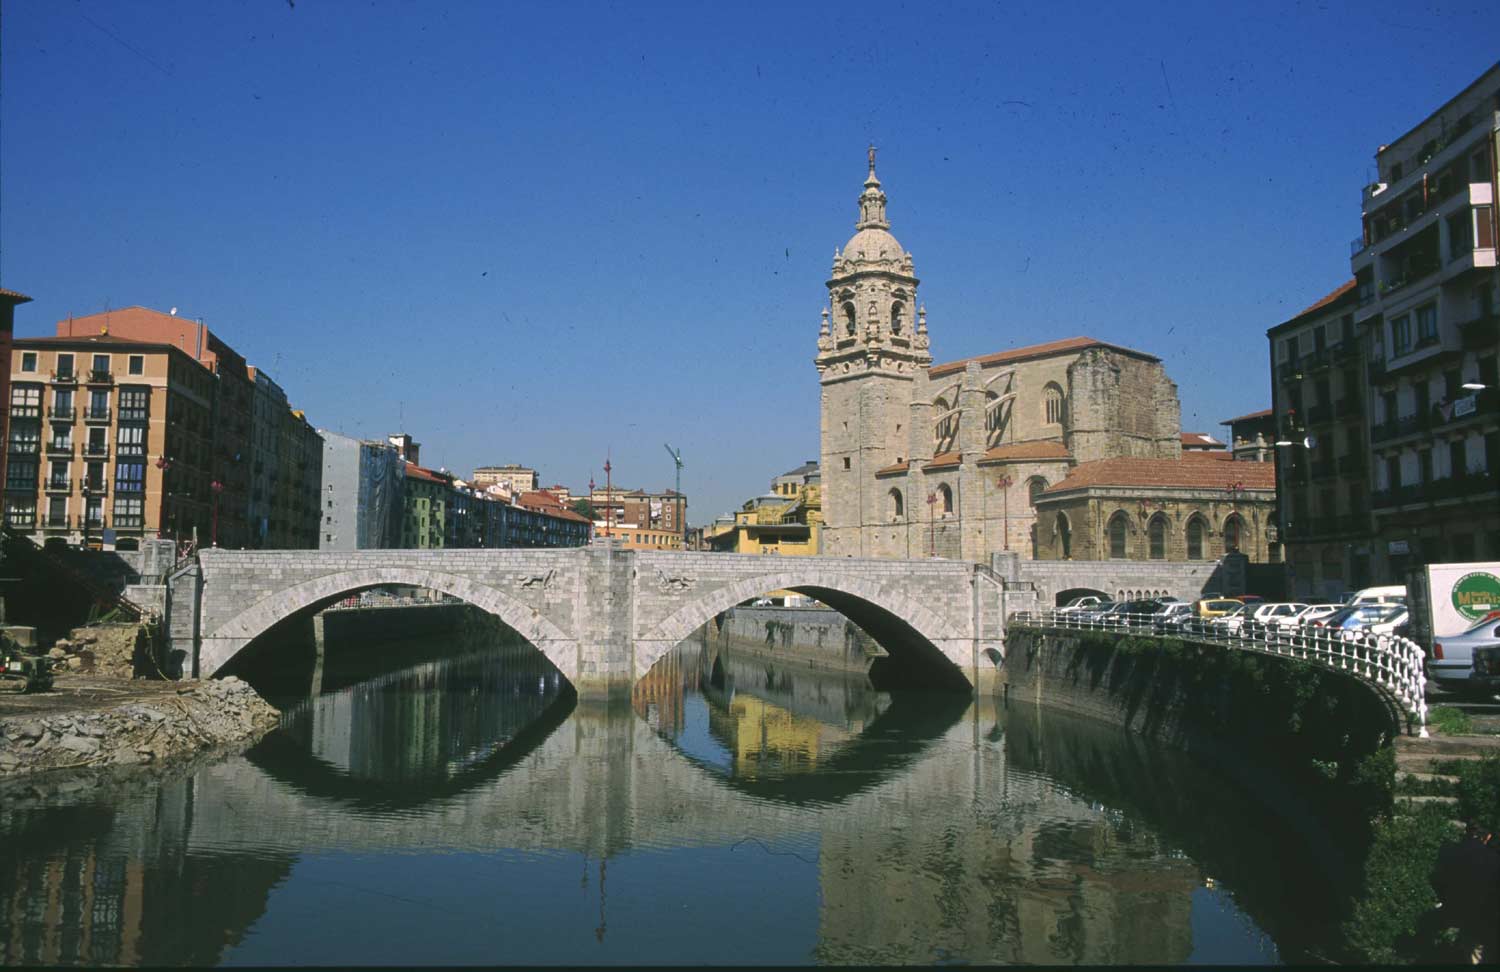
[867,143,877,179]
[856,145,888,229]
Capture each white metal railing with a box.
[1008,610,1428,737]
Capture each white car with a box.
[1058,595,1109,614]
[1209,604,1253,634]
[1294,604,1341,627]
[1256,602,1310,633]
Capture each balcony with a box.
[83,441,109,458]
[41,513,70,529]
[1331,341,1361,363]
[1303,348,1331,373]
[2,512,35,529]
[1371,484,1421,509]
[1350,235,1368,258]
[118,408,149,424]
[1277,360,1303,384]
[1428,471,1500,502]
[84,406,111,424]
[50,370,77,384]
[1457,313,1499,352]
[7,440,39,456]
[113,514,145,529]
[117,442,145,457]
[76,515,106,532]
[47,405,75,421]
[46,440,73,458]
[9,404,40,420]
[85,370,113,385]
[44,477,71,494]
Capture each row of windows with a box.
[886,477,1050,520]
[16,351,146,377]
[1100,511,1246,560]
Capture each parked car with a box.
[1310,605,1362,630]
[1471,643,1500,695]
[1232,594,1265,604]
[1185,598,1245,634]
[1110,598,1167,626]
[1294,603,1341,627]
[1331,603,1408,641]
[1248,600,1308,639]
[1431,615,1500,692]
[1058,595,1109,614]
[1153,602,1194,633]
[1209,603,1254,635]
[1349,585,1406,606]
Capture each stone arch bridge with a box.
[167,546,1022,698]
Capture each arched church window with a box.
[934,397,957,452]
[1108,511,1129,559]
[1224,514,1244,554]
[1148,514,1167,560]
[938,483,954,515]
[1043,383,1066,426]
[889,488,904,520]
[842,302,857,336]
[1027,476,1047,506]
[1186,516,1206,560]
[890,301,905,335]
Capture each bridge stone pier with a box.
[167,545,1009,698]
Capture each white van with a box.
[1349,585,1406,606]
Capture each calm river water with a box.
[0,627,1361,965]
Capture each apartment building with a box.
[0,289,31,493]
[248,367,323,549]
[1268,281,1374,597]
[1349,63,1500,578]
[6,334,216,549]
[588,485,687,547]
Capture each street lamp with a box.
[1462,382,1487,391]
[210,479,224,547]
[155,455,173,539]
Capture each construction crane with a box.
[664,443,686,548]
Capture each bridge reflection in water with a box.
[0,626,1363,965]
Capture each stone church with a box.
[816,152,1276,563]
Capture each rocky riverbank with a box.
[0,674,280,792]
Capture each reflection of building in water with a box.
[631,639,696,734]
[285,647,563,782]
[0,788,292,966]
[814,788,1196,964]
[709,694,860,777]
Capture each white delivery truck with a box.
[1406,561,1500,672]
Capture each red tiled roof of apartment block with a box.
[1222,408,1274,424]
[405,462,450,484]
[518,490,591,523]
[929,336,1157,378]
[1272,281,1357,331]
[979,440,1071,462]
[1045,455,1275,494]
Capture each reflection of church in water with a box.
[817,149,1276,563]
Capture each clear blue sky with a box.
[2,1,1495,524]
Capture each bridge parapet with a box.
[1007,609,1428,736]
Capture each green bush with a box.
[1455,754,1500,835]
[1427,706,1473,735]
[1341,802,1451,963]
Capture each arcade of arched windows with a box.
[1032,501,1270,562]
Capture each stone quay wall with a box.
[711,605,883,673]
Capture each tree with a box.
[571,498,597,520]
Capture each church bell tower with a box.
[815,148,931,557]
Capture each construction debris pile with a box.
[0,676,279,781]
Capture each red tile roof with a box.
[1044,455,1275,494]
[874,460,910,477]
[1272,280,1357,331]
[517,490,591,523]
[924,451,961,471]
[979,440,1071,463]
[405,462,450,484]
[1180,432,1224,448]
[929,336,1157,378]
[0,288,33,304]
[1222,407,1274,424]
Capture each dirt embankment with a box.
[0,673,280,786]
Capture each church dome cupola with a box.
[840,146,908,267]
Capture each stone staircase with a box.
[1393,733,1499,818]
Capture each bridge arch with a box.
[636,566,973,691]
[199,566,580,683]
